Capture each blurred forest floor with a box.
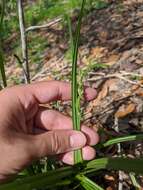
[3,0,143,189]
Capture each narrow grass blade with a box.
[66,14,74,55]
[0,0,7,87]
[0,166,74,190]
[77,174,104,190]
[85,158,108,172]
[0,46,6,87]
[1,158,143,190]
[102,134,143,148]
[45,179,71,189]
[0,0,5,25]
[72,0,86,164]
[85,157,143,175]
[129,173,141,189]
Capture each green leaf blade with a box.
[71,0,86,164]
[86,157,143,175]
[103,134,143,147]
[0,0,7,87]
[77,175,104,190]
[0,166,74,190]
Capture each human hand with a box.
[0,81,99,181]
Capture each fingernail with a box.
[70,132,86,148]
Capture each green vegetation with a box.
[2,0,108,68]
[71,0,86,164]
[3,0,108,39]
[0,0,7,87]
[0,0,143,189]
[0,157,143,190]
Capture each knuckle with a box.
[51,131,70,154]
[51,131,61,154]
[50,131,69,155]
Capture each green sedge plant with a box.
[71,0,86,164]
[0,0,7,87]
[0,0,143,189]
[0,157,143,190]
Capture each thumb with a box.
[30,130,86,158]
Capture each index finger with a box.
[1,81,97,104]
[20,81,97,103]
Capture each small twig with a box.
[17,0,30,83]
[89,71,143,78]
[87,72,143,88]
[25,18,62,33]
[14,54,28,80]
[120,71,143,78]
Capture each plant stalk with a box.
[17,0,30,83]
[0,0,7,87]
[72,0,86,165]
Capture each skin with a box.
[0,81,99,182]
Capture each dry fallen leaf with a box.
[131,84,140,91]
[106,54,120,66]
[132,85,143,97]
[99,31,108,42]
[92,79,118,107]
[90,47,105,59]
[92,82,109,107]
[106,187,113,190]
[86,79,119,114]
[115,103,136,118]
[105,175,115,181]
[135,88,143,97]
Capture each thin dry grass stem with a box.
[26,18,62,33]
[87,72,143,88]
[17,0,30,83]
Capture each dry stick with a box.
[87,72,143,88]
[25,18,62,33]
[25,7,77,33]
[89,71,143,78]
[17,0,30,83]
[14,54,28,78]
